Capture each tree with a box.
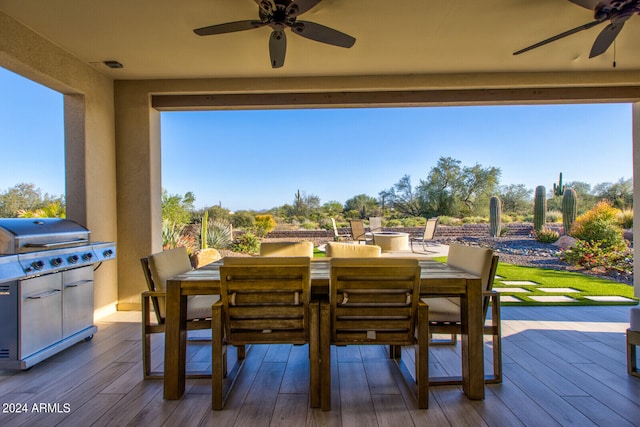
[343,194,380,219]
[291,190,320,218]
[380,175,424,217]
[162,190,195,225]
[593,177,633,209]
[417,157,500,217]
[0,183,64,218]
[498,184,532,215]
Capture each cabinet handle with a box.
[27,289,61,299]
[65,280,93,288]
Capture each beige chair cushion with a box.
[259,241,314,257]
[148,246,218,320]
[422,243,493,322]
[326,242,381,257]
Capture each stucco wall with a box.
[0,11,119,317]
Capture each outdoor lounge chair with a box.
[349,219,368,244]
[320,258,429,409]
[422,243,502,384]
[140,246,218,379]
[331,218,351,241]
[411,217,439,253]
[212,257,320,409]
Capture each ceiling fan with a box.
[193,0,356,68]
[513,0,640,58]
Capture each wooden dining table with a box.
[163,258,485,402]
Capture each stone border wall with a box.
[251,222,552,240]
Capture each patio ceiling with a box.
[2,0,640,80]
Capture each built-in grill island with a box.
[0,218,116,369]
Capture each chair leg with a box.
[489,294,503,383]
[628,329,640,378]
[417,302,429,409]
[309,301,320,408]
[212,303,224,410]
[320,301,332,411]
[390,345,402,360]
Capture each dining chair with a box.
[259,240,314,257]
[320,258,429,410]
[140,246,219,379]
[423,243,502,384]
[325,241,381,257]
[349,219,368,244]
[411,217,439,253]
[212,256,319,409]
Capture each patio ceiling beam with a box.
[152,86,640,110]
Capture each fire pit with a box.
[371,231,410,252]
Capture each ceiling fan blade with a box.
[568,0,601,10]
[513,20,601,55]
[291,21,356,48]
[269,29,287,68]
[194,20,265,36]
[589,21,624,57]
[286,0,322,18]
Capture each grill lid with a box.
[0,218,90,255]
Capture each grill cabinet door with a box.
[19,273,63,359]
[63,266,94,338]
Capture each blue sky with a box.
[1,66,633,212]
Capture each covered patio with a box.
[1,1,639,424]
[0,305,635,426]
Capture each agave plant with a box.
[206,219,233,249]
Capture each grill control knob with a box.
[68,255,79,264]
[51,257,63,267]
[32,260,45,270]
[82,253,93,261]
[103,249,114,258]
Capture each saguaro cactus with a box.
[562,188,578,235]
[533,185,547,233]
[553,172,565,196]
[201,210,209,249]
[489,196,502,237]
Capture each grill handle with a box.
[23,239,90,249]
[26,289,61,300]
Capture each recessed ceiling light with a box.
[103,60,123,69]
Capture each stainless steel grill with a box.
[0,218,116,369]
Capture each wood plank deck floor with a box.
[0,305,638,426]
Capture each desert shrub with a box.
[618,208,633,229]
[162,220,196,254]
[299,221,318,230]
[535,228,559,243]
[560,239,632,273]
[232,232,260,254]
[461,216,487,224]
[401,217,425,227]
[570,201,626,250]
[254,214,276,237]
[385,219,402,227]
[546,209,562,223]
[437,216,461,226]
[501,214,514,223]
[207,219,233,249]
[231,211,255,229]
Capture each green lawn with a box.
[433,256,638,306]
